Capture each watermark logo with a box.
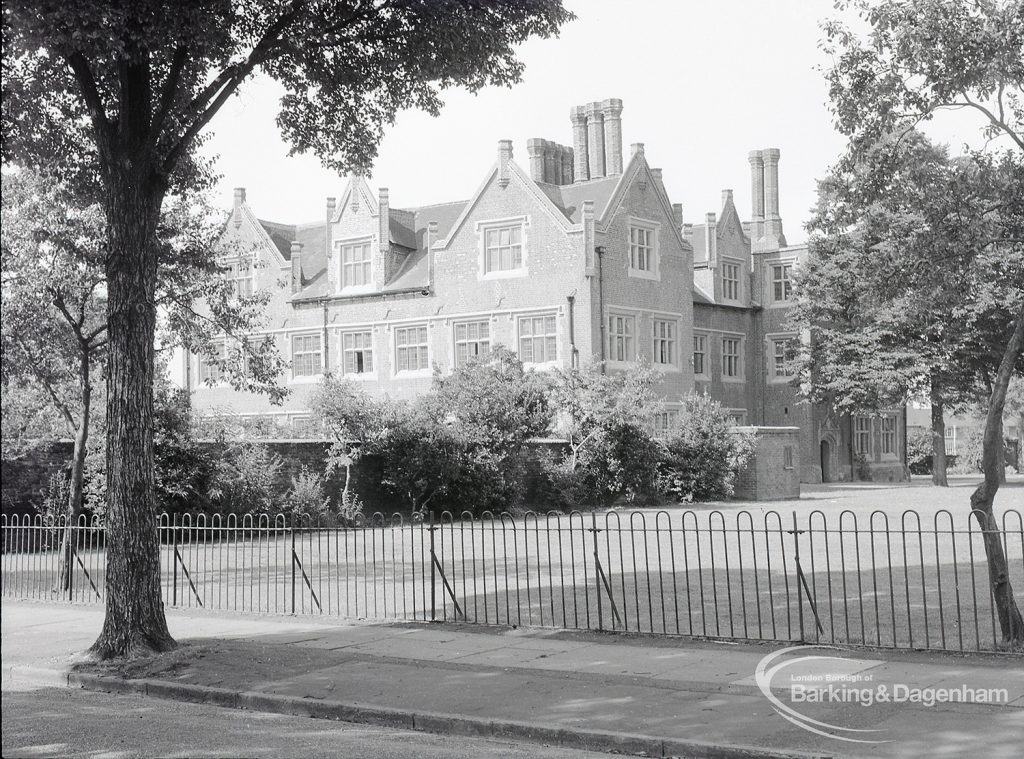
[754,646,1010,744]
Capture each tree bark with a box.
[89,170,175,659]
[930,378,948,486]
[970,308,1024,645]
[54,352,91,594]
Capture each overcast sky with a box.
[200,0,983,244]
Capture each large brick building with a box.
[185,98,907,484]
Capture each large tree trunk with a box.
[970,308,1024,645]
[54,354,91,595]
[89,172,175,659]
[930,378,948,486]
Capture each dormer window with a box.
[340,239,372,289]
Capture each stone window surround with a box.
[767,257,798,308]
[721,257,742,302]
[337,235,375,294]
[651,315,679,370]
[692,331,710,380]
[476,215,530,280]
[290,332,324,382]
[721,332,745,383]
[767,332,798,383]
[627,217,661,281]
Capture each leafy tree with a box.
[658,393,756,503]
[814,0,1024,643]
[545,363,662,509]
[308,375,383,508]
[4,0,572,658]
[1,169,286,592]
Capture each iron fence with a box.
[2,507,1022,653]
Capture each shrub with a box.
[951,428,985,474]
[208,442,283,514]
[907,428,934,475]
[544,364,662,510]
[282,466,330,522]
[658,393,755,503]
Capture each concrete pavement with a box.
[3,600,1023,758]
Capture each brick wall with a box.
[731,426,801,501]
[1,441,74,516]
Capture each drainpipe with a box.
[322,300,330,372]
[596,246,606,371]
[567,291,578,369]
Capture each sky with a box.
[199,0,984,244]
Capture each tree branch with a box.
[146,45,188,153]
[65,52,113,159]
[162,2,309,174]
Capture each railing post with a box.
[591,511,603,632]
[172,513,179,607]
[429,510,437,622]
[290,514,297,615]
[793,510,804,643]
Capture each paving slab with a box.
[4,600,1023,758]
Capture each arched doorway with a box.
[820,439,833,482]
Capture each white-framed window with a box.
[881,415,898,457]
[722,261,740,301]
[291,333,323,378]
[340,239,372,289]
[518,313,557,364]
[945,426,957,456]
[478,217,528,277]
[608,313,636,363]
[770,336,796,380]
[341,331,374,375]
[454,320,491,367]
[693,333,708,378]
[653,319,676,367]
[854,416,873,456]
[198,342,226,384]
[628,220,659,279]
[722,336,743,380]
[226,260,253,298]
[395,324,429,372]
[772,263,793,303]
[242,334,273,378]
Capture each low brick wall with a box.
[731,427,801,501]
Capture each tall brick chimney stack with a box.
[543,141,559,185]
[570,106,589,182]
[705,212,718,268]
[526,139,545,182]
[748,151,765,243]
[561,147,574,184]
[762,148,781,237]
[584,102,605,179]
[601,98,623,176]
